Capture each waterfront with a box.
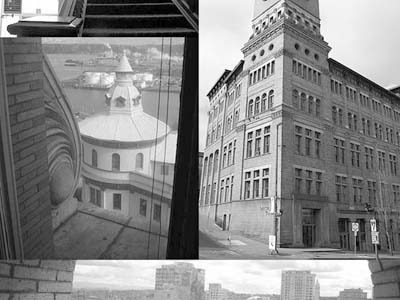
[47,53,181,130]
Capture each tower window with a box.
[305,49,310,56]
[112,153,120,171]
[136,153,144,170]
[92,149,98,167]
[314,54,319,61]
[153,204,161,222]
[295,43,300,50]
[260,49,265,56]
[269,44,274,51]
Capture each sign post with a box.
[370,218,379,256]
[352,222,359,256]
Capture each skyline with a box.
[73,260,372,298]
[199,0,400,151]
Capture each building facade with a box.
[199,0,400,251]
[338,288,367,300]
[280,271,319,300]
[80,53,176,235]
[155,262,205,300]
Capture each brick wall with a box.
[369,260,400,299]
[3,38,54,258]
[0,260,75,299]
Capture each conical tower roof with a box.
[115,51,133,73]
[79,50,170,144]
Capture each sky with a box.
[73,260,372,297]
[199,0,400,151]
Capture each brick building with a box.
[0,260,76,299]
[199,0,400,251]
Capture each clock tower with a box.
[253,0,320,19]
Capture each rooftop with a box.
[54,202,168,259]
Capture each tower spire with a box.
[106,50,142,115]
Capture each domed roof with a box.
[79,112,169,142]
[150,131,177,163]
[79,51,170,143]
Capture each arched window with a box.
[332,106,337,124]
[203,157,208,180]
[261,93,267,112]
[300,93,307,111]
[292,90,299,108]
[308,96,314,114]
[248,100,254,117]
[255,97,260,115]
[92,149,98,167]
[214,151,219,173]
[338,108,343,125]
[268,90,274,109]
[315,99,321,116]
[112,153,120,171]
[136,153,144,170]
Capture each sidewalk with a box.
[199,214,400,259]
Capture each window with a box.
[227,143,232,165]
[365,147,374,170]
[112,153,120,171]
[367,181,377,204]
[350,143,360,168]
[315,132,321,158]
[244,172,251,199]
[263,126,270,154]
[295,126,302,155]
[305,170,312,194]
[113,194,122,210]
[295,168,302,193]
[336,176,347,202]
[268,90,274,109]
[246,132,253,158]
[316,172,322,195]
[334,138,345,164]
[292,90,299,108]
[222,147,227,168]
[140,199,147,216]
[90,187,101,207]
[160,164,169,175]
[153,204,161,222]
[262,168,269,197]
[300,93,306,111]
[389,154,398,176]
[248,100,254,117]
[305,129,312,156]
[225,178,230,202]
[393,185,400,203]
[261,93,267,112]
[292,59,321,85]
[352,178,363,203]
[378,150,386,173]
[255,130,261,156]
[255,97,260,115]
[92,149,98,167]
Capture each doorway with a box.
[302,209,316,248]
[338,218,350,250]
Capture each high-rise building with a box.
[338,288,367,300]
[207,283,229,300]
[200,0,400,252]
[155,262,205,300]
[280,271,319,300]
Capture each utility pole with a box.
[271,122,282,255]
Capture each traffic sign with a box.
[370,219,377,232]
[352,222,359,232]
[371,231,380,245]
[269,235,276,250]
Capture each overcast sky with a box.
[73,260,372,297]
[199,0,400,151]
